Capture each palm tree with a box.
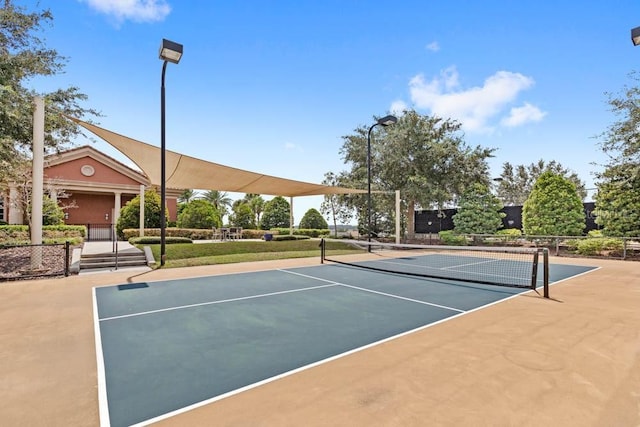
[178,189,199,204]
[202,190,233,222]
[247,194,265,226]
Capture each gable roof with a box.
[66,116,367,197]
[45,145,149,185]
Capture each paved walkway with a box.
[80,240,143,255]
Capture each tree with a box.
[177,189,198,204]
[594,163,640,236]
[522,171,585,236]
[495,160,586,205]
[116,189,165,237]
[177,199,221,229]
[228,202,254,229]
[7,159,73,227]
[202,190,233,222]
[338,110,494,238]
[299,208,328,229]
[0,1,99,181]
[320,171,353,237]
[453,183,505,234]
[260,196,290,230]
[593,72,640,236]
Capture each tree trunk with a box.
[407,200,415,240]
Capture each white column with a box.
[139,185,145,237]
[8,183,22,224]
[31,96,45,268]
[395,190,401,244]
[114,192,121,224]
[289,197,294,235]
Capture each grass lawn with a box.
[144,239,359,268]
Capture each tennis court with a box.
[94,246,596,427]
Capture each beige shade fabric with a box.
[66,116,367,197]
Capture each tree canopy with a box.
[1,0,99,182]
[496,160,586,206]
[337,110,495,237]
[260,196,290,230]
[453,183,505,234]
[116,189,166,237]
[594,72,640,236]
[522,171,585,236]
[177,199,221,229]
[299,208,328,229]
[320,171,353,236]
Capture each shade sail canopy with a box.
[67,117,366,197]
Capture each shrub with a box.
[177,200,221,229]
[495,228,522,236]
[575,237,623,256]
[271,228,329,238]
[122,228,216,240]
[272,235,310,241]
[299,208,329,229]
[587,229,603,238]
[129,236,192,245]
[0,225,85,243]
[242,229,279,239]
[438,230,467,246]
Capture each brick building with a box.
[1,145,180,239]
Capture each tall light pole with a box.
[159,38,183,266]
[367,115,397,247]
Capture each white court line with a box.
[92,288,111,427]
[280,269,465,313]
[131,276,535,427]
[101,264,602,427]
[99,283,337,322]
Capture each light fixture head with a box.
[632,27,640,46]
[160,38,183,64]
[377,115,398,127]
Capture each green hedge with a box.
[270,228,329,238]
[438,230,467,246]
[575,237,623,256]
[122,228,214,240]
[122,227,282,240]
[272,235,311,241]
[242,229,279,239]
[129,236,192,245]
[0,225,86,243]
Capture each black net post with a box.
[543,248,549,298]
[64,241,70,276]
[320,238,325,264]
[530,249,539,289]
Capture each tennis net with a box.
[320,239,549,296]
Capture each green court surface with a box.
[94,261,596,427]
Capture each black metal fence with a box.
[86,224,115,241]
[0,242,71,281]
[415,202,599,234]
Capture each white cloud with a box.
[284,142,303,152]
[80,0,171,23]
[425,41,440,52]
[390,100,408,116]
[501,102,547,127]
[406,67,541,133]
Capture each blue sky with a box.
[27,0,640,224]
